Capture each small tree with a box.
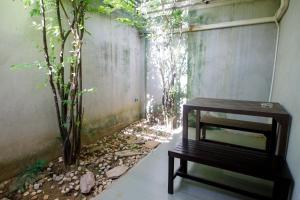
[143,3,188,126]
[17,0,144,167]
[19,0,91,166]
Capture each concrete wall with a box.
[146,0,279,110]
[187,0,279,102]
[0,1,145,181]
[271,0,300,199]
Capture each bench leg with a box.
[269,119,278,155]
[202,126,207,139]
[196,110,201,140]
[273,178,292,200]
[168,156,175,194]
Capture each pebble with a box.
[0,121,170,200]
[48,162,54,167]
[75,185,80,191]
[43,195,49,200]
[53,174,64,182]
[23,191,30,196]
[63,177,72,182]
[58,157,63,163]
[33,183,40,190]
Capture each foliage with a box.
[143,3,188,124]
[98,0,146,32]
[9,160,46,193]
[16,0,145,166]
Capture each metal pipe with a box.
[276,0,290,21]
[268,0,289,101]
[269,20,280,102]
[181,17,275,33]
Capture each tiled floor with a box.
[93,128,273,200]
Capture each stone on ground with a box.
[80,172,95,194]
[106,166,129,179]
[115,150,142,157]
[144,141,160,149]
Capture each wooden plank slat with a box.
[185,98,289,118]
[200,115,272,134]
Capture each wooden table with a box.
[169,98,292,199]
[182,98,291,160]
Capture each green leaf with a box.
[98,5,112,15]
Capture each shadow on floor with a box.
[93,128,273,200]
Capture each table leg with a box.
[179,160,187,174]
[269,118,278,155]
[196,110,200,140]
[168,156,174,194]
[276,116,291,157]
[182,106,189,139]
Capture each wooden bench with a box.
[198,115,274,152]
[168,139,293,200]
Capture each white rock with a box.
[33,183,40,190]
[43,195,49,200]
[75,185,80,191]
[53,174,64,182]
[115,150,142,157]
[48,162,54,167]
[23,191,30,196]
[58,157,63,163]
[80,172,95,194]
[106,166,129,179]
[63,177,71,182]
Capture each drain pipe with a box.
[268,0,290,101]
[179,0,289,33]
[268,20,280,102]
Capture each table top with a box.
[184,98,290,118]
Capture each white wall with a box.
[271,0,300,199]
[146,0,279,109]
[0,0,145,180]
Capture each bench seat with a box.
[200,115,272,135]
[168,139,293,200]
[198,115,274,152]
